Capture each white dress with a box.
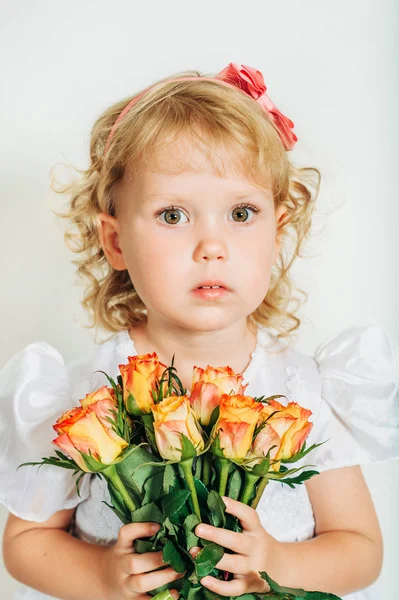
[0,323,398,600]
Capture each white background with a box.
[0,0,398,597]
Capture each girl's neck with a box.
[128,317,258,392]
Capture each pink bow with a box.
[104,63,297,157]
[215,63,297,151]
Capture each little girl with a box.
[1,63,398,600]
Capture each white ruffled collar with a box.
[114,321,280,384]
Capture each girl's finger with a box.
[194,523,249,554]
[200,572,269,596]
[212,552,248,575]
[191,545,248,574]
[200,575,248,597]
[122,550,165,575]
[117,522,160,551]
[221,496,261,533]
[127,566,185,595]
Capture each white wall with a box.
[1,0,398,597]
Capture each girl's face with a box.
[98,136,286,333]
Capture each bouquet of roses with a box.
[19,351,340,600]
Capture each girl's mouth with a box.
[192,286,230,300]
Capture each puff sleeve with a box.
[0,341,91,522]
[304,323,399,472]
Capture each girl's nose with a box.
[192,237,229,263]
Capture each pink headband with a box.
[103,62,297,157]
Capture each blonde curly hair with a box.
[51,68,322,348]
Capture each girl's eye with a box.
[157,206,188,225]
[230,203,260,223]
[156,203,260,225]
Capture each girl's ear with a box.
[276,204,287,230]
[97,212,128,271]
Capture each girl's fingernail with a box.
[201,577,211,585]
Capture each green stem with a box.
[240,470,261,504]
[202,453,212,487]
[151,591,176,600]
[102,463,137,512]
[250,476,269,509]
[142,413,158,454]
[218,458,230,497]
[180,459,201,521]
[142,413,154,430]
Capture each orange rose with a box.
[119,352,168,415]
[152,395,205,461]
[210,394,264,460]
[246,421,281,468]
[52,386,128,472]
[264,399,313,471]
[190,365,248,426]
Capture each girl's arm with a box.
[274,465,384,596]
[3,508,112,599]
[3,508,183,600]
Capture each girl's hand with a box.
[190,496,282,597]
[101,521,184,600]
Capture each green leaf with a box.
[80,450,107,473]
[225,513,241,533]
[207,490,226,528]
[203,590,227,600]
[187,585,205,600]
[268,465,319,486]
[193,476,209,506]
[161,488,191,520]
[181,578,197,597]
[135,539,155,553]
[162,540,187,573]
[163,463,177,494]
[150,590,178,600]
[17,457,79,472]
[131,502,164,524]
[101,500,130,525]
[263,394,288,404]
[258,571,342,598]
[227,468,242,500]
[54,450,70,461]
[75,471,88,498]
[143,470,165,503]
[247,455,273,477]
[183,513,201,549]
[194,455,202,479]
[209,431,225,458]
[194,542,224,578]
[281,440,329,464]
[163,517,179,538]
[126,391,144,416]
[116,445,162,494]
[208,405,220,429]
[280,470,320,489]
[180,433,198,461]
[105,477,131,522]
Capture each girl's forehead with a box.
[123,161,270,199]
[122,135,271,193]
[141,136,238,176]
